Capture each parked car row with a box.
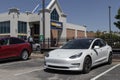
[0,37,113,74]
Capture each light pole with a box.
[108,6,112,46]
[42,0,45,48]
[108,6,112,35]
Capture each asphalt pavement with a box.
[0,50,120,80]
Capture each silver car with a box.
[32,42,41,51]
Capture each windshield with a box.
[61,39,93,49]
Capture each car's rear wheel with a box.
[82,56,92,74]
[107,53,112,64]
[21,50,29,60]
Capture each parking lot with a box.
[0,53,119,80]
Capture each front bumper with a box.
[44,58,83,71]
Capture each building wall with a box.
[77,30,85,38]
[0,11,86,40]
[51,29,58,39]
[49,3,67,39]
[0,13,10,37]
[0,12,31,38]
[87,31,96,38]
[0,0,86,42]
[29,14,40,22]
[66,23,86,39]
[66,28,75,39]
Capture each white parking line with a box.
[0,60,33,67]
[91,64,120,80]
[14,68,44,76]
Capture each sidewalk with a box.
[30,52,44,59]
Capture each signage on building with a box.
[39,35,44,41]
[51,21,63,30]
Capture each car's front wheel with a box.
[82,56,92,74]
[21,50,29,60]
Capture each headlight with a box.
[45,52,49,57]
[69,52,82,59]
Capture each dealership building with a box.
[0,0,86,47]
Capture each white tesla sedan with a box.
[44,38,112,73]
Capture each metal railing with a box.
[40,38,74,49]
[39,38,120,49]
[104,39,120,49]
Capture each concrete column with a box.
[40,13,43,36]
[27,22,30,38]
[40,9,51,39]
[10,13,18,37]
[60,14,67,39]
[45,10,50,39]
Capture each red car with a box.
[0,37,32,60]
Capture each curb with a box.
[30,53,44,59]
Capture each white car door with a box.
[91,47,101,65]
[99,39,109,60]
[92,40,105,64]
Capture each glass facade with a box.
[0,21,10,34]
[51,9,59,21]
[18,21,27,34]
[18,21,27,40]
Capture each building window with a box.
[51,9,59,21]
[0,21,10,34]
[18,21,27,34]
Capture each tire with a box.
[107,53,112,64]
[21,50,29,60]
[82,56,92,74]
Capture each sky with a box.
[0,0,120,32]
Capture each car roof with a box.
[0,37,25,41]
[75,38,96,40]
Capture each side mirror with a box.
[94,46,100,49]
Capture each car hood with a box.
[48,49,87,59]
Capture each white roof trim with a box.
[46,0,55,9]
[46,0,62,13]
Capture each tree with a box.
[114,8,120,30]
[95,30,101,38]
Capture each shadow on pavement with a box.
[44,68,82,75]
[0,58,31,64]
